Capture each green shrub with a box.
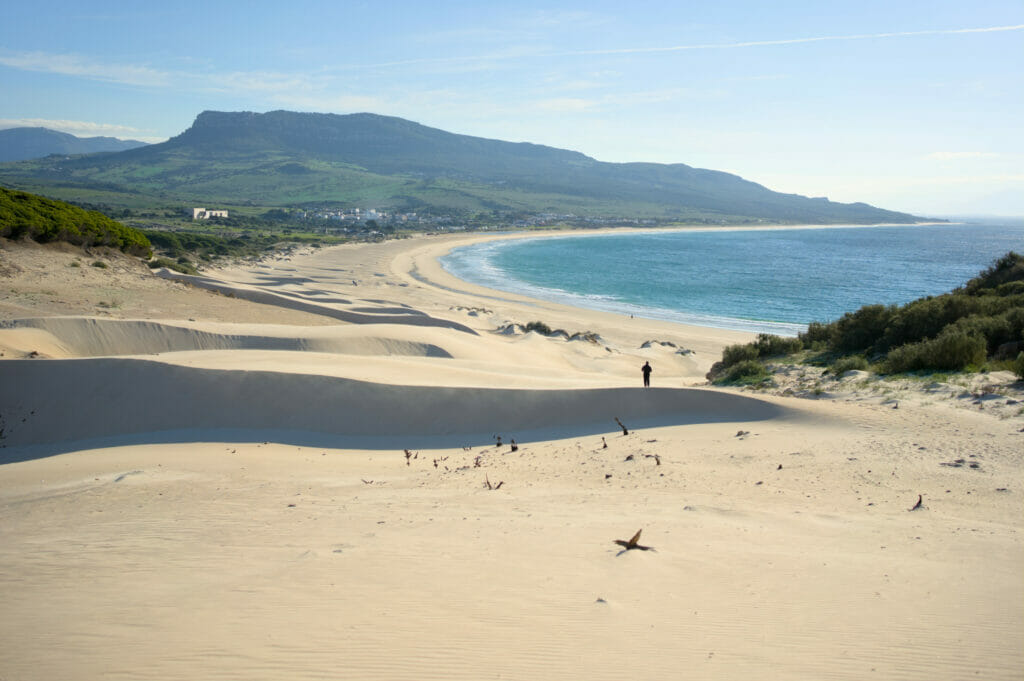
[1013,352,1024,381]
[880,296,975,351]
[754,333,803,357]
[883,328,987,374]
[831,355,869,375]
[90,260,108,269]
[715,359,770,385]
[963,251,1024,294]
[947,314,1014,354]
[832,304,896,353]
[721,342,759,368]
[800,321,832,347]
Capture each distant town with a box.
[294,207,698,233]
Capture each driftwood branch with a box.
[613,528,653,552]
[615,417,629,435]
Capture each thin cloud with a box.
[2,23,1020,93]
[535,97,598,112]
[927,151,1000,160]
[0,117,161,141]
[0,51,171,87]
[333,23,1024,70]
[558,24,1024,57]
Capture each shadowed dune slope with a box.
[0,317,455,358]
[0,358,793,458]
[155,270,476,333]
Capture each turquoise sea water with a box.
[441,221,1024,335]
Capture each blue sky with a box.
[2,1,1022,216]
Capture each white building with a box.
[192,208,229,220]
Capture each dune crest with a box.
[0,356,793,458]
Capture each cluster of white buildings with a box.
[307,208,393,222]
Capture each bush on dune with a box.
[714,359,770,385]
[829,355,869,375]
[0,186,151,257]
[882,328,987,373]
[754,333,803,357]
[712,251,1024,380]
[706,333,799,382]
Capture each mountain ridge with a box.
[0,127,149,162]
[0,111,924,224]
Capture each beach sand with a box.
[1,234,1021,680]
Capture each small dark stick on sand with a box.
[614,529,653,552]
[510,439,518,452]
[909,494,923,511]
[602,437,608,449]
[615,417,629,436]
[404,449,413,466]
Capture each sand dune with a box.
[1,235,1021,681]
[156,268,476,332]
[0,356,791,458]
[0,316,456,359]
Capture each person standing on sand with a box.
[641,361,652,387]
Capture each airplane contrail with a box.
[559,24,1024,57]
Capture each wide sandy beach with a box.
[1,233,1022,680]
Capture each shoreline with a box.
[414,221,977,336]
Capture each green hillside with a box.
[0,111,925,225]
[0,186,151,256]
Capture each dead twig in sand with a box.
[510,439,518,452]
[404,449,413,466]
[644,454,661,466]
[484,475,504,490]
[615,417,629,435]
[909,494,924,511]
[614,529,653,553]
